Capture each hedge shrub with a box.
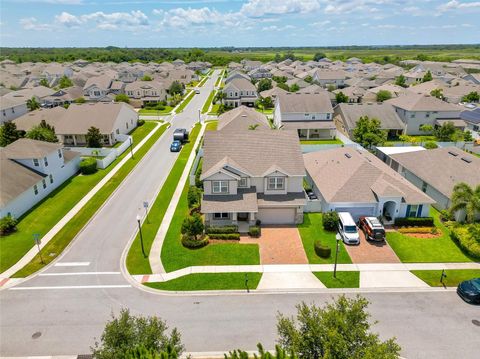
[207,233,241,240]
[394,217,434,227]
[181,235,209,249]
[187,186,201,209]
[0,215,18,235]
[314,240,331,258]
[248,226,261,238]
[79,157,98,175]
[322,211,339,231]
[424,141,438,149]
[205,225,238,234]
[450,225,480,258]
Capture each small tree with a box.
[86,126,103,148]
[168,81,183,95]
[141,75,152,81]
[0,122,22,146]
[277,83,289,91]
[115,94,130,104]
[304,75,313,83]
[462,91,479,103]
[39,78,49,87]
[450,183,480,223]
[322,211,339,231]
[187,186,201,209]
[395,74,407,88]
[376,90,392,102]
[27,96,40,111]
[26,125,58,143]
[0,215,18,235]
[463,130,473,142]
[430,88,443,99]
[419,124,433,135]
[91,308,184,359]
[313,52,327,61]
[422,70,432,83]
[289,84,300,92]
[335,91,349,104]
[434,121,456,141]
[181,213,204,240]
[59,75,73,89]
[257,78,272,92]
[353,116,387,149]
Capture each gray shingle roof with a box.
[217,106,270,132]
[386,93,461,112]
[277,92,333,114]
[334,103,404,132]
[3,138,62,159]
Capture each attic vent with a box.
[448,151,458,157]
[461,157,472,163]
[345,153,352,159]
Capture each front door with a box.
[238,212,249,221]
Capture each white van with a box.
[337,212,360,245]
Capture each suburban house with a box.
[312,70,346,88]
[55,102,138,146]
[217,106,270,132]
[1,96,28,124]
[386,93,462,135]
[125,80,167,104]
[0,139,81,219]
[274,92,336,140]
[200,130,306,228]
[222,77,258,108]
[380,146,480,216]
[460,108,480,137]
[242,60,262,72]
[13,106,67,132]
[333,102,405,139]
[303,147,435,224]
[41,86,83,108]
[83,74,114,101]
[225,71,251,84]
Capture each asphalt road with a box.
[1,70,479,358]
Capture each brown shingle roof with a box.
[277,92,333,113]
[217,106,270,132]
[13,106,67,132]
[3,138,62,159]
[386,93,460,112]
[334,103,404,132]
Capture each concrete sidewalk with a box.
[0,122,166,279]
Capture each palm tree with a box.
[26,96,40,111]
[450,183,480,223]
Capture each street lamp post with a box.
[129,137,134,160]
[136,215,146,258]
[333,233,340,278]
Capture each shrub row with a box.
[450,225,480,258]
[248,226,261,238]
[205,225,238,234]
[181,235,209,249]
[314,240,331,258]
[207,233,241,240]
[394,217,434,227]
[398,227,437,234]
[79,157,98,175]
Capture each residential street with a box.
[1,69,479,359]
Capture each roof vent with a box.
[345,153,352,159]
[461,157,472,163]
[448,151,458,157]
[241,114,247,117]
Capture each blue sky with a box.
[1,0,479,47]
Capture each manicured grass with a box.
[387,208,474,263]
[139,107,173,115]
[175,91,194,113]
[385,135,437,146]
[12,124,167,277]
[201,90,216,114]
[198,76,208,87]
[298,213,352,264]
[208,104,221,115]
[300,139,343,145]
[205,120,218,131]
[144,272,262,291]
[255,108,273,115]
[314,271,360,288]
[0,122,158,274]
[126,124,202,275]
[411,269,480,287]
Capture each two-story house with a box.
[83,74,114,101]
[200,130,306,229]
[0,139,81,219]
[222,77,258,108]
[312,70,346,89]
[386,93,462,135]
[274,92,336,140]
[125,80,167,104]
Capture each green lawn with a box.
[198,76,208,87]
[208,104,221,115]
[126,124,202,275]
[205,120,218,131]
[255,108,273,115]
[298,213,352,264]
[201,90,216,114]
[411,269,480,287]
[12,123,167,277]
[144,272,262,291]
[300,139,344,145]
[385,135,437,146]
[314,271,360,288]
[175,91,194,113]
[0,122,158,274]
[139,107,173,115]
[387,208,475,263]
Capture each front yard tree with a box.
[92,308,184,359]
[430,88,443,99]
[335,91,349,104]
[26,122,58,143]
[257,78,272,92]
[86,126,103,148]
[395,75,407,88]
[450,183,480,223]
[59,75,73,89]
[168,81,183,95]
[313,52,327,61]
[422,70,432,83]
[276,296,401,359]
[27,96,40,111]
[181,213,204,240]
[434,121,456,141]
[0,121,22,146]
[115,94,130,104]
[376,90,392,102]
[353,116,387,149]
[462,91,479,103]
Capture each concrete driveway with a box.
[344,230,401,264]
[241,226,308,264]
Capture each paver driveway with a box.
[241,226,308,264]
[344,230,401,263]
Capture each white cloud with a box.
[323,0,404,15]
[241,0,320,17]
[20,17,52,30]
[262,24,296,31]
[437,0,480,13]
[52,10,149,30]
[310,20,331,26]
[153,7,239,29]
[55,11,82,27]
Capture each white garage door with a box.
[257,208,296,224]
[334,207,375,221]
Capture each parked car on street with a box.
[173,128,189,143]
[337,212,360,245]
[358,216,385,242]
[170,140,182,152]
[195,89,201,94]
[457,278,480,304]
